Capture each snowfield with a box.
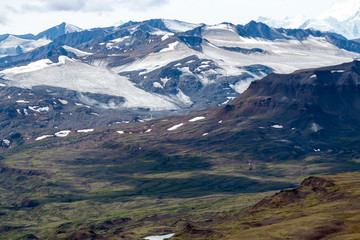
[160,41,179,52]
[163,19,201,32]
[0,35,51,57]
[1,56,178,111]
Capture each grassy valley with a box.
[1,61,360,239]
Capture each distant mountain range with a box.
[0,22,82,57]
[259,0,360,40]
[0,18,360,133]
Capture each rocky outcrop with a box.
[248,177,336,215]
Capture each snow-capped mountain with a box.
[36,22,83,40]
[259,0,360,40]
[0,35,51,57]
[0,22,83,58]
[257,15,309,29]
[0,19,359,120]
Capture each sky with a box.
[0,0,338,35]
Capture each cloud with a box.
[20,0,170,13]
[118,0,170,11]
[0,14,7,25]
[45,0,86,11]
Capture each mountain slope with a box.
[1,61,360,239]
[0,35,51,57]
[172,173,360,239]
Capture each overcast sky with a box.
[0,0,338,35]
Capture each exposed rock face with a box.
[220,61,360,123]
[248,177,336,214]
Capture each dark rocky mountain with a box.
[215,61,360,147]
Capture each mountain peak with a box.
[257,0,360,39]
[36,22,83,40]
[319,0,360,22]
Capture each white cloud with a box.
[0,12,7,25]
[45,0,86,11]
[20,0,169,13]
[119,0,170,11]
[0,0,336,35]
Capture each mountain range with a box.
[1,60,360,239]
[0,19,360,137]
[259,0,360,40]
[1,17,360,240]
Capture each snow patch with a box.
[63,46,93,57]
[176,88,193,105]
[110,36,130,44]
[58,99,68,105]
[310,74,317,79]
[77,129,94,133]
[331,70,345,73]
[36,135,53,141]
[230,79,254,94]
[16,100,29,103]
[161,35,171,41]
[160,41,179,52]
[145,129,152,133]
[311,123,323,132]
[153,82,163,88]
[75,102,90,108]
[2,139,10,146]
[160,77,170,86]
[167,123,184,131]
[144,233,175,240]
[1,59,53,74]
[189,116,205,122]
[29,106,49,112]
[203,133,209,136]
[117,130,125,134]
[271,125,284,129]
[55,130,71,137]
